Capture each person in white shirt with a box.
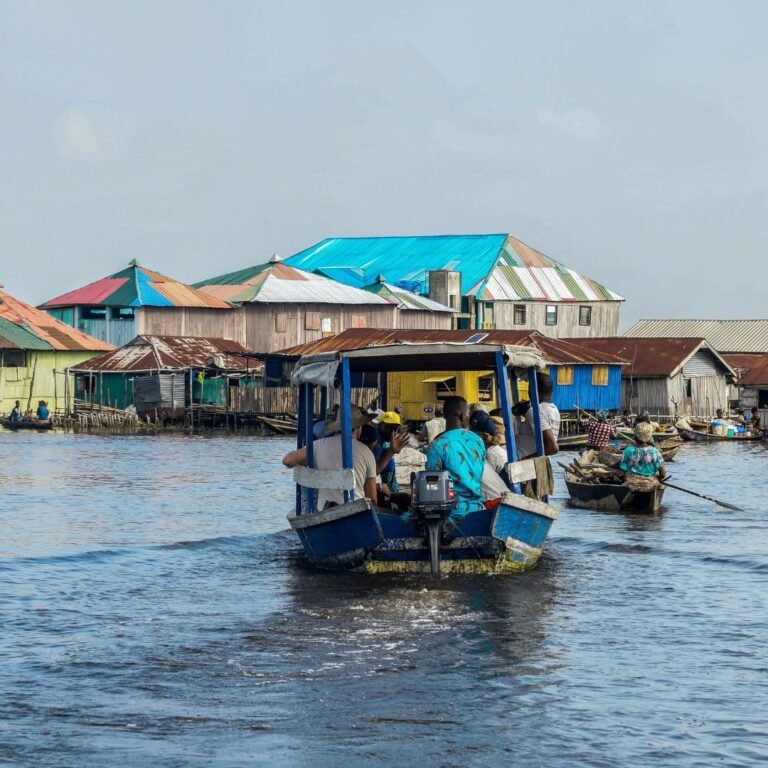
[468,409,510,502]
[514,373,560,459]
[282,405,377,508]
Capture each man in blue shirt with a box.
[36,401,50,422]
[10,401,22,422]
[425,396,486,522]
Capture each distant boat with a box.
[259,415,298,434]
[1,419,53,431]
[557,433,588,450]
[677,426,764,442]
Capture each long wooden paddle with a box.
[661,480,741,511]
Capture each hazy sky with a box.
[2,1,767,327]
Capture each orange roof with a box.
[0,287,113,352]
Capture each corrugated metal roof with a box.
[722,354,768,386]
[0,317,54,350]
[275,328,627,366]
[196,262,392,306]
[576,337,735,378]
[284,234,624,303]
[41,262,231,310]
[626,319,768,354]
[363,281,455,312]
[70,335,258,373]
[0,288,113,352]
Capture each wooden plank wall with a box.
[139,307,245,342]
[244,303,399,353]
[622,373,729,418]
[492,301,621,337]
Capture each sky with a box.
[2,0,767,328]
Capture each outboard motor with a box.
[410,470,458,576]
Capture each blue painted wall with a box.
[549,364,622,411]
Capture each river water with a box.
[1,431,767,767]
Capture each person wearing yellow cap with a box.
[373,411,408,495]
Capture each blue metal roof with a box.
[286,235,508,295]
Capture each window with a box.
[0,350,25,367]
[305,312,320,331]
[579,306,592,326]
[478,375,495,402]
[592,366,609,386]
[514,305,526,325]
[81,307,106,320]
[557,366,574,386]
[351,315,368,329]
[545,305,558,326]
[274,314,287,333]
[450,294,460,310]
[111,307,135,320]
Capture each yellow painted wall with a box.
[0,351,100,416]
[387,371,529,421]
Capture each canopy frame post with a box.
[295,384,307,516]
[304,383,316,513]
[495,351,521,494]
[527,368,545,457]
[340,358,354,504]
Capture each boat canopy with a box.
[290,342,547,389]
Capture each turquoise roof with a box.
[285,234,623,302]
[286,235,508,295]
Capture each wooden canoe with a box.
[1,419,53,431]
[677,426,765,442]
[558,433,588,450]
[565,475,665,513]
[616,427,679,443]
[602,444,680,461]
[259,415,299,435]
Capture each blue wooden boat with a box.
[282,338,561,574]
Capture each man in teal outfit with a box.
[425,396,486,522]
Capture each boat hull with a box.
[678,427,764,442]
[1,419,53,431]
[288,493,559,573]
[565,478,664,513]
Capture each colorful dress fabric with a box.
[425,428,486,521]
[620,445,663,477]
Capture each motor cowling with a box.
[410,470,458,576]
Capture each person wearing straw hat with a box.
[619,422,667,480]
[282,405,378,508]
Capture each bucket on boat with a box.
[727,427,735,437]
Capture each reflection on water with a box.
[1,432,767,766]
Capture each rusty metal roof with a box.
[0,288,113,352]
[626,319,768,354]
[275,328,627,366]
[722,354,768,386]
[69,335,259,373]
[578,337,735,378]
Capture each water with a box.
[1,432,767,767]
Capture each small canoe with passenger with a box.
[615,426,679,443]
[677,426,765,442]
[275,335,561,574]
[1,419,53,431]
[563,450,665,513]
